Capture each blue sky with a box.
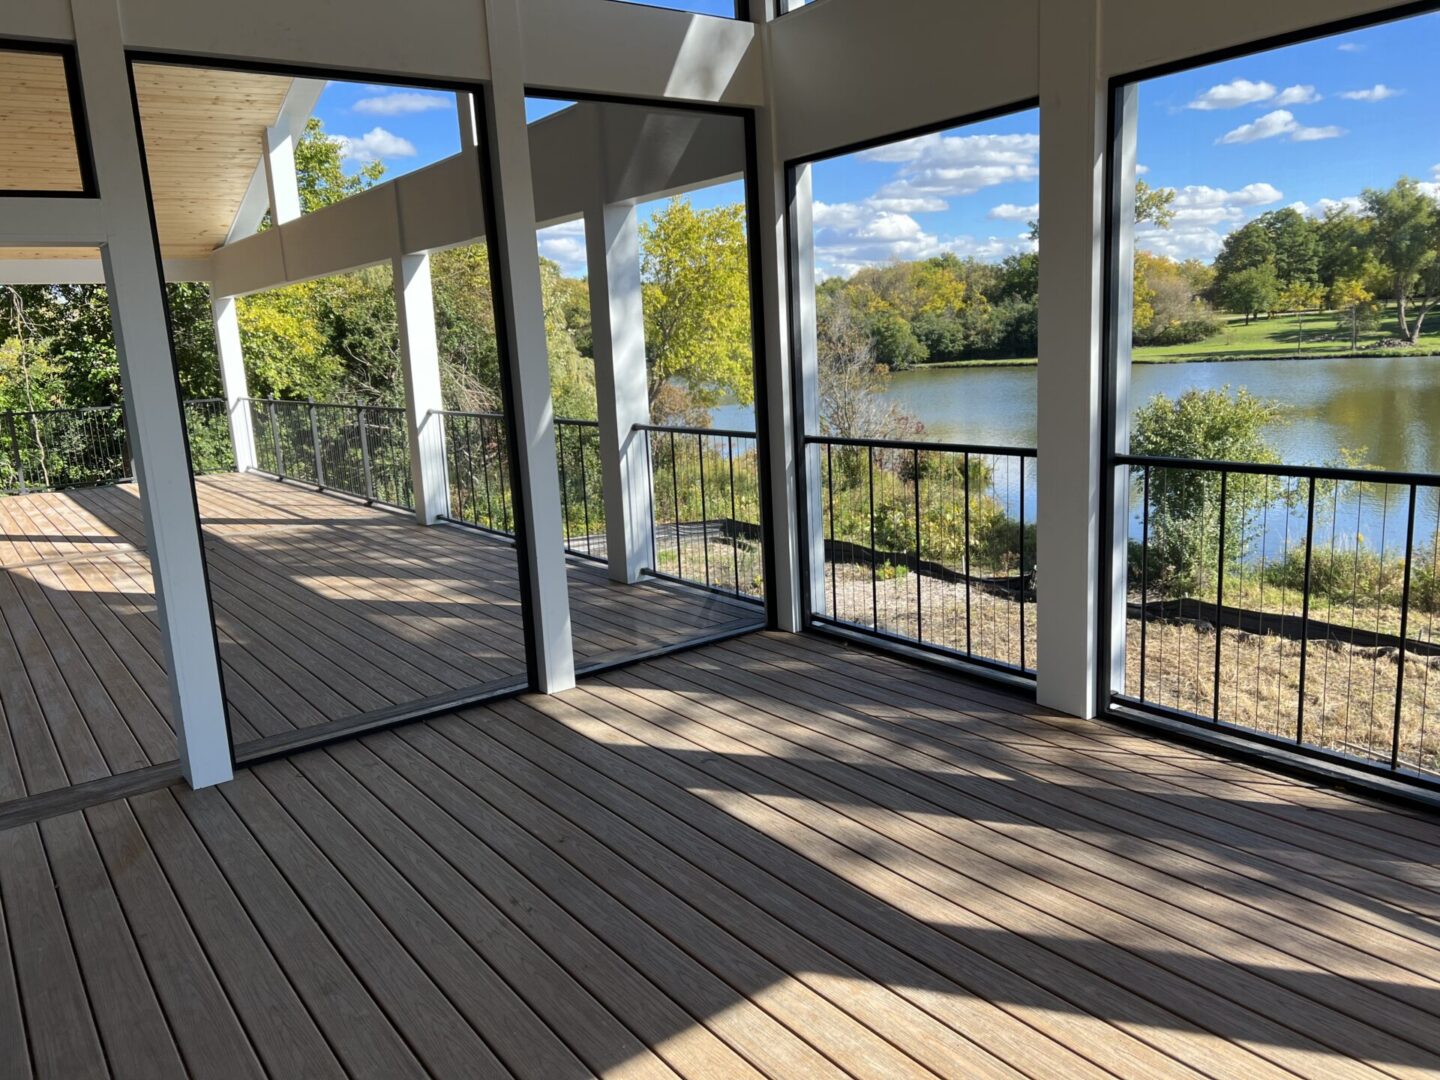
[309,7,1440,281]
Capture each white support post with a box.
[753,98,805,632]
[73,0,231,787]
[483,0,576,693]
[393,252,450,525]
[263,123,302,225]
[792,164,826,616]
[211,293,256,473]
[1108,86,1140,698]
[1036,0,1108,718]
[585,200,653,584]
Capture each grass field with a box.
[920,302,1440,368]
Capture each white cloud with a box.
[333,127,416,163]
[1340,84,1402,102]
[1273,84,1321,106]
[536,220,587,276]
[353,90,453,116]
[811,198,1033,278]
[860,132,1040,202]
[1217,110,1344,144]
[988,202,1039,221]
[1337,41,1365,53]
[1135,163,1151,175]
[864,196,949,213]
[1186,78,1276,110]
[1137,183,1284,261]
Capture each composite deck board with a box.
[1,632,1437,1076]
[0,475,759,804]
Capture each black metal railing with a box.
[556,417,604,560]
[807,434,1037,676]
[1,405,131,494]
[637,423,764,601]
[183,398,236,475]
[434,409,514,535]
[249,398,413,509]
[1116,453,1440,782]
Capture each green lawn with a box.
[917,303,1440,369]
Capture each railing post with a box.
[308,399,325,489]
[1392,483,1419,769]
[358,407,375,504]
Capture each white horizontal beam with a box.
[0,198,106,246]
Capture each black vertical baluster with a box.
[1392,484,1419,770]
[913,448,923,642]
[269,401,284,478]
[645,429,658,571]
[352,408,368,506]
[7,411,23,494]
[963,451,972,656]
[729,435,740,595]
[1140,466,1150,701]
[1296,476,1317,744]
[1212,470,1228,723]
[670,430,682,580]
[868,443,878,630]
[698,433,711,587]
[1019,457,1026,671]
[309,401,325,490]
[827,441,837,618]
[478,417,494,527]
[556,422,570,548]
[579,427,592,556]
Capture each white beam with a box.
[73,0,231,788]
[0,198,105,246]
[263,122,302,226]
[211,293,257,473]
[1035,0,1106,718]
[227,78,326,244]
[392,252,450,525]
[484,0,576,693]
[0,256,211,285]
[585,199,652,584]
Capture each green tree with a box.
[1215,262,1280,324]
[1131,387,1281,594]
[640,198,752,420]
[292,117,386,214]
[1362,177,1440,343]
[1277,280,1325,350]
[1331,277,1378,349]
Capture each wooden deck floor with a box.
[0,473,760,805]
[2,630,1438,1077]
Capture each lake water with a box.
[713,354,1440,475]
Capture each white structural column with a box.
[791,163,826,616]
[263,122,302,225]
[393,252,450,525]
[753,30,805,632]
[1035,0,1108,718]
[211,293,257,472]
[482,0,576,692]
[74,0,232,786]
[585,199,653,584]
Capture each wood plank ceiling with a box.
[1,57,292,263]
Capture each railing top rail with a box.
[555,417,600,428]
[1115,453,1440,488]
[185,398,226,405]
[5,404,124,418]
[807,432,1037,457]
[242,396,405,414]
[634,422,758,439]
[428,408,506,421]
